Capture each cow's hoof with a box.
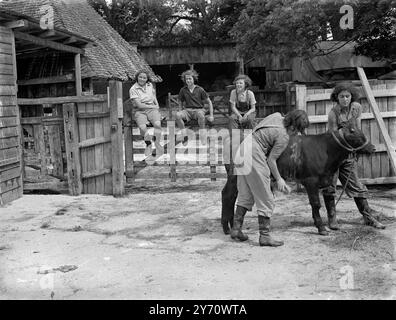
[222,223,230,235]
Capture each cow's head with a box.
[339,119,375,154]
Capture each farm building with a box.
[0,0,159,204]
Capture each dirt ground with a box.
[0,175,395,300]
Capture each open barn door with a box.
[0,27,23,205]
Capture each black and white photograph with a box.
[0,0,395,303]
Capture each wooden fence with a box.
[295,80,396,185]
[17,80,124,195]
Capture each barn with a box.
[0,0,159,205]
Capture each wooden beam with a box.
[1,20,28,29]
[18,74,75,85]
[18,95,107,105]
[74,53,82,96]
[357,67,396,173]
[14,31,84,54]
[64,36,77,44]
[109,80,125,196]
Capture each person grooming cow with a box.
[322,83,385,229]
[230,110,310,247]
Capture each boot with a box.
[354,197,386,229]
[258,216,284,247]
[323,195,339,230]
[230,206,249,241]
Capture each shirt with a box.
[328,102,362,131]
[129,82,158,109]
[178,85,209,109]
[229,89,256,108]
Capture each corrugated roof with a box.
[0,0,161,81]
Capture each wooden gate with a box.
[0,27,23,205]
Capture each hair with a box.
[180,69,199,84]
[330,82,360,103]
[283,110,310,134]
[233,74,252,88]
[134,69,152,84]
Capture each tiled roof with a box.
[0,0,161,81]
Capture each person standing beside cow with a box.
[231,110,310,247]
[129,70,163,157]
[229,74,257,129]
[322,83,385,229]
[175,69,214,145]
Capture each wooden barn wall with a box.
[0,27,23,205]
[303,80,396,184]
[139,45,239,65]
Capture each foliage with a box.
[231,0,396,60]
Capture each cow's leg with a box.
[304,182,329,236]
[221,165,237,234]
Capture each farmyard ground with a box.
[0,178,395,300]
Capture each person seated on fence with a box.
[129,69,163,157]
[229,74,257,130]
[322,82,385,230]
[231,110,310,247]
[175,69,214,146]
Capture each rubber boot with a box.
[354,197,386,229]
[258,216,284,247]
[230,206,249,241]
[323,195,339,230]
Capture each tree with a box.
[231,0,396,61]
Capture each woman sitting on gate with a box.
[129,69,163,157]
[231,110,309,247]
[229,74,257,129]
[322,83,385,230]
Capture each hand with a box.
[238,115,243,122]
[276,178,291,194]
[208,115,214,122]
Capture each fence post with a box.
[109,80,125,196]
[124,100,134,182]
[294,84,307,111]
[63,102,82,195]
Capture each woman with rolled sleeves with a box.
[129,70,163,156]
[231,110,310,247]
[322,83,385,230]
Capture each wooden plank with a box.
[0,126,19,138]
[168,120,176,182]
[370,114,381,179]
[17,95,107,105]
[103,92,112,194]
[0,64,14,75]
[0,166,20,181]
[357,67,396,173]
[0,187,20,207]
[0,116,17,128]
[37,122,46,175]
[82,168,111,179]
[74,53,82,96]
[0,53,12,64]
[0,42,12,55]
[359,177,396,185]
[295,84,307,112]
[77,111,110,119]
[0,105,17,117]
[0,85,16,95]
[20,117,42,125]
[23,181,68,191]
[14,31,84,54]
[0,74,15,85]
[85,101,96,194]
[93,101,104,194]
[63,103,82,195]
[0,156,19,167]
[17,74,75,85]
[0,95,16,106]
[307,89,396,102]
[78,136,111,148]
[47,125,63,178]
[307,111,396,124]
[361,119,372,179]
[77,101,88,194]
[0,136,18,149]
[0,177,20,194]
[109,80,124,196]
